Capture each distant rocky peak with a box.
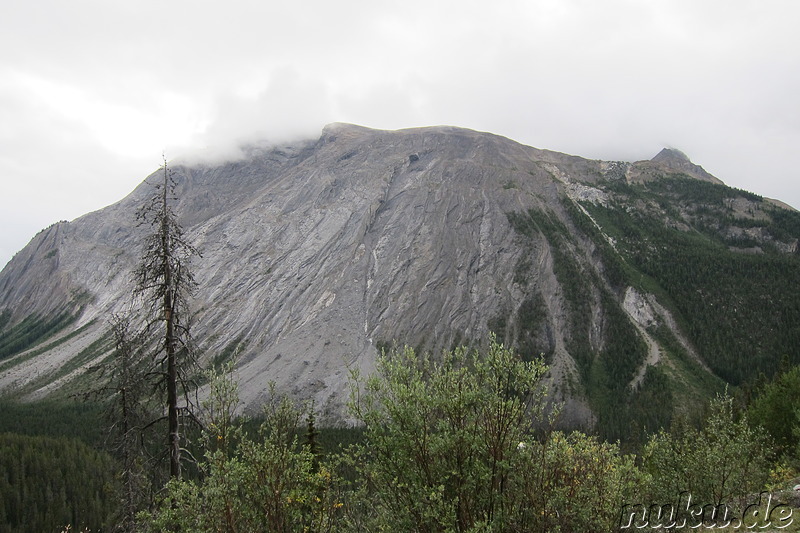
[633,147,722,184]
[651,147,691,164]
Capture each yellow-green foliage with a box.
[642,393,771,524]
[515,431,642,533]
[142,371,345,533]
[348,338,642,533]
[141,343,778,533]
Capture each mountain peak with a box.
[0,124,792,430]
[638,147,722,184]
[652,147,691,164]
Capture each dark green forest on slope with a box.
[498,173,800,442]
[584,176,800,383]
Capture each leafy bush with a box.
[136,347,777,533]
[348,337,641,532]
[348,338,547,532]
[142,372,345,533]
[514,431,643,532]
[642,393,770,523]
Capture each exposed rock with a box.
[623,287,656,329]
[563,182,609,206]
[1,125,577,422]
[628,147,722,184]
[1,124,794,428]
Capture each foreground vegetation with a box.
[140,340,797,532]
[2,339,799,532]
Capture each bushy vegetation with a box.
[349,340,551,532]
[2,342,797,532]
[642,394,771,515]
[747,363,800,464]
[133,340,787,533]
[143,379,342,533]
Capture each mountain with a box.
[1,123,799,438]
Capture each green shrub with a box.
[142,371,345,533]
[348,337,641,532]
[349,338,548,532]
[642,393,771,524]
[514,431,643,533]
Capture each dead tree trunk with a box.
[134,155,199,480]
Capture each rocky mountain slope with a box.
[1,123,799,436]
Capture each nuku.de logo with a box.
[619,491,794,529]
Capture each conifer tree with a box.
[83,313,152,529]
[305,401,320,472]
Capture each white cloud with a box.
[1,0,799,268]
[173,66,335,165]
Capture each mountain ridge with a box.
[1,123,798,435]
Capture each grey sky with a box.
[2,0,799,269]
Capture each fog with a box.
[1,0,799,268]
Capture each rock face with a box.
[0,125,563,417]
[1,123,797,429]
[625,147,723,185]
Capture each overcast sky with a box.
[1,0,799,269]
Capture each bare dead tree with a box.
[108,315,150,531]
[82,313,152,531]
[133,155,200,480]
